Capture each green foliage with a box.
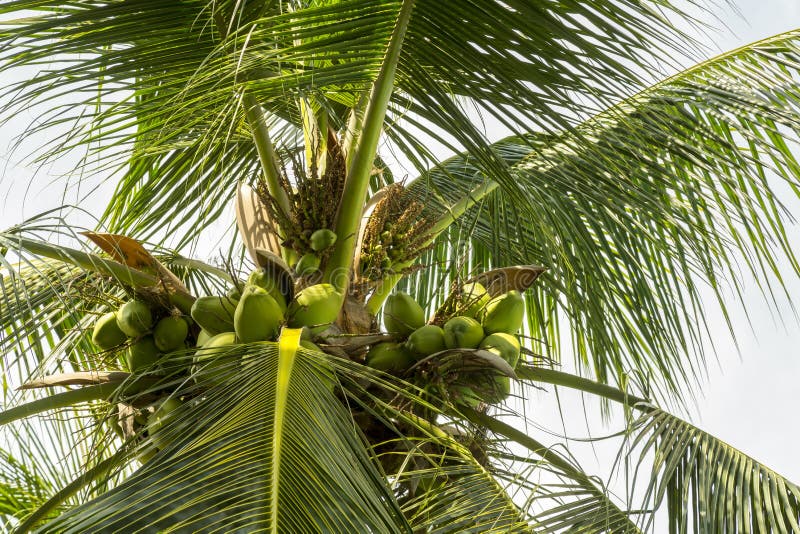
[1,1,800,532]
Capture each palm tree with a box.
[1,0,800,531]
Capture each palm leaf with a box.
[405,30,800,404]
[466,408,642,533]
[630,408,800,533]
[33,340,410,533]
[0,0,706,248]
[516,365,800,532]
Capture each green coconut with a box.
[234,285,284,342]
[190,295,237,336]
[227,285,243,301]
[126,335,160,372]
[443,316,484,349]
[295,252,321,276]
[116,300,153,337]
[365,342,416,373]
[193,332,237,386]
[310,229,337,252]
[92,311,128,350]
[287,284,342,331]
[478,332,521,368]
[153,316,189,352]
[460,282,490,318]
[196,329,213,347]
[247,269,288,313]
[406,324,446,357]
[384,292,425,336]
[480,290,525,335]
[147,397,183,450]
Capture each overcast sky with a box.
[1,0,799,522]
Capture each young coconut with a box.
[126,335,160,372]
[234,285,284,342]
[384,292,425,336]
[147,397,183,450]
[153,316,190,352]
[459,282,490,318]
[443,316,485,349]
[92,311,128,350]
[406,324,446,357]
[294,252,321,276]
[365,342,416,373]
[190,296,237,335]
[310,229,337,251]
[247,269,288,313]
[478,332,521,368]
[117,300,153,337]
[286,284,342,333]
[480,290,525,334]
[192,332,238,386]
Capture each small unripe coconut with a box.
[478,332,521,368]
[196,329,213,347]
[126,335,160,372]
[310,229,337,251]
[406,325,446,357]
[480,291,525,334]
[443,316,484,349]
[192,332,237,386]
[190,296,237,335]
[365,342,415,373]
[92,311,128,350]
[234,286,284,342]
[295,252,321,276]
[153,316,190,352]
[247,269,288,312]
[147,397,183,450]
[384,292,425,336]
[460,283,490,318]
[117,300,153,337]
[287,284,342,332]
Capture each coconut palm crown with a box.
[1,1,800,532]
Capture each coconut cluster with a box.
[92,300,191,373]
[191,271,341,386]
[92,269,342,462]
[366,284,525,409]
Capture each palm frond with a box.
[0,0,707,248]
[405,30,800,404]
[630,408,800,533]
[515,366,800,532]
[34,342,411,533]
[467,408,642,533]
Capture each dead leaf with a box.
[467,265,547,297]
[235,183,283,262]
[82,232,192,301]
[20,371,132,389]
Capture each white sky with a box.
[1,0,799,524]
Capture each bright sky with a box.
[1,0,798,524]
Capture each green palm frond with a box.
[31,342,410,532]
[0,446,55,527]
[0,0,704,247]
[404,29,800,403]
[631,408,800,533]
[467,408,642,533]
[514,366,800,532]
